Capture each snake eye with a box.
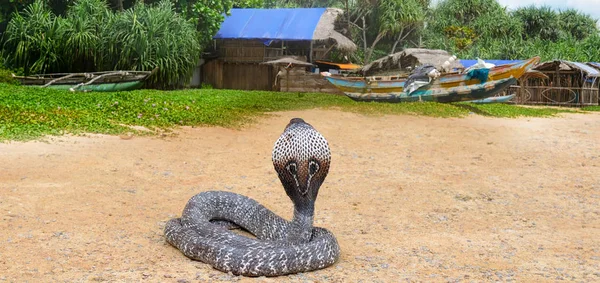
[309,161,319,175]
[287,163,297,175]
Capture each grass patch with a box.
[454,103,574,118]
[582,105,600,111]
[0,84,577,141]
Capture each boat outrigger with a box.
[469,93,516,104]
[12,67,158,92]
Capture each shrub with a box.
[0,68,19,85]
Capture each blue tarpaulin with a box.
[214,8,327,45]
[459,59,522,68]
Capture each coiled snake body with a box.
[164,118,340,276]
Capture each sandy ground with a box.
[1,109,599,282]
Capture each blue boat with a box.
[344,78,517,103]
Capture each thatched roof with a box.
[358,48,463,76]
[313,8,357,53]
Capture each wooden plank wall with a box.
[201,59,223,88]
[202,60,274,91]
[223,63,273,91]
[219,40,283,62]
[278,68,344,94]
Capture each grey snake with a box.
[164,118,340,276]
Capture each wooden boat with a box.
[344,77,517,103]
[469,94,515,104]
[12,68,158,92]
[324,57,540,94]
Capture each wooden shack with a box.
[513,60,599,106]
[201,8,356,91]
[587,62,600,103]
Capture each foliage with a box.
[425,0,600,62]
[349,0,428,63]
[101,1,201,88]
[2,0,65,74]
[2,0,200,88]
[428,0,523,40]
[424,0,524,59]
[512,6,563,41]
[184,0,264,47]
[0,84,574,141]
[0,68,19,85]
[2,0,600,79]
[62,0,110,72]
[513,6,599,42]
[558,9,598,40]
[443,26,476,50]
[269,0,342,8]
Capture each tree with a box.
[558,9,599,40]
[383,0,427,54]
[428,0,522,39]
[349,0,427,63]
[512,6,562,41]
[175,0,265,48]
[424,0,522,57]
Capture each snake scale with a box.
[164,118,340,276]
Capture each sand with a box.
[1,109,599,282]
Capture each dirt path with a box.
[1,110,599,282]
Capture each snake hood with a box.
[272,118,331,215]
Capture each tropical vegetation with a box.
[1,0,200,88]
[0,0,598,87]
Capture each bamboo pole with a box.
[41,74,78,88]
[69,71,126,92]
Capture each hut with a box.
[513,60,600,106]
[356,48,463,76]
[201,8,357,91]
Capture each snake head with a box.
[272,118,331,209]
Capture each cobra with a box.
[164,118,340,276]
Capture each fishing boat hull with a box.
[325,57,539,94]
[469,94,515,104]
[37,81,145,92]
[13,68,157,92]
[345,78,517,103]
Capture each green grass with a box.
[0,84,577,141]
[582,105,600,111]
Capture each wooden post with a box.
[286,68,290,92]
[309,41,313,63]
